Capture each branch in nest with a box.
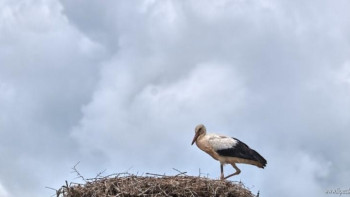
[172,168,187,176]
[145,172,166,177]
[71,161,86,182]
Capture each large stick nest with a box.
[56,173,255,197]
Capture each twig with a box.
[172,168,187,176]
[198,168,209,178]
[45,186,58,197]
[45,186,57,191]
[71,161,86,182]
[94,169,107,179]
[145,172,166,177]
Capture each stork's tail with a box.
[250,149,267,168]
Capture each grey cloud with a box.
[0,1,106,196]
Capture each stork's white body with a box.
[195,133,262,166]
[191,124,267,180]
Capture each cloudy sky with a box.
[1,0,350,196]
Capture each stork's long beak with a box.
[191,133,199,145]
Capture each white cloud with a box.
[0,182,10,197]
[262,149,332,196]
[0,0,106,196]
[334,61,350,85]
[71,62,246,172]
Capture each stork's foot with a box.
[224,170,240,179]
[224,164,241,180]
[220,171,240,180]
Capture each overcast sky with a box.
[1,0,350,196]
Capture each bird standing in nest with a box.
[191,124,267,180]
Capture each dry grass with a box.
[55,173,255,197]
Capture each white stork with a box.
[191,124,267,180]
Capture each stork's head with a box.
[191,124,206,145]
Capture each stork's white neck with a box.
[197,132,206,141]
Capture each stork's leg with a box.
[220,164,224,180]
[224,163,241,179]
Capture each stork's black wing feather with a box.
[216,138,267,168]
